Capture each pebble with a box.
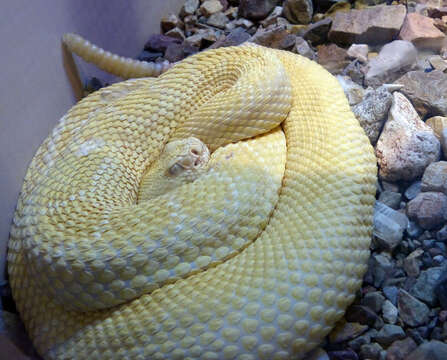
[421,161,447,195]
[329,320,369,343]
[250,25,295,49]
[382,299,399,324]
[399,13,446,51]
[238,0,278,21]
[200,0,224,17]
[437,225,447,241]
[407,192,447,230]
[435,270,447,309]
[365,40,417,87]
[210,27,250,49]
[426,116,447,141]
[371,254,394,288]
[386,337,417,360]
[411,267,445,306]
[144,34,181,52]
[165,27,186,41]
[406,340,447,360]
[259,6,284,27]
[373,324,406,346]
[302,18,332,45]
[398,289,430,327]
[336,75,365,106]
[378,191,402,210]
[403,253,421,277]
[345,304,382,328]
[181,0,199,17]
[347,44,369,63]
[207,12,229,28]
[362,291,385,313]
[375,92,440,182]
[405,181,422,201]
[327,349,359,360]
[160,14,183,33]
[359,342,382,360]
[373,201,408,251]
[283,0,313,25]
[316,43,350,74]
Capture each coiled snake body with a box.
[8,38,376,359]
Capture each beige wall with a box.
[0,0,184,282]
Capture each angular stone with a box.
[352,86,393,145]
[382,299,399,324]
[137,50,163,62]
[327,349,359,360]
[347,44,369,63]
[232,18,254,29]
[383,286,399,305]
[438,225,447,241]
[373,324,406,347]
[399,13,446,51]
[410,266,445,306]
[407,192,447,230]
[365,40,417,87]
[336,75,365,106]
[249,25,291,49]
[429,55,447,72]
[396,70,447,118]
[207,12,229,29]
[283,0,313,25]
[181,0,200,17]
[165,27,186,41]
[317,43,350,74]
[302,17,332,45]
[405,181,422,201]
[378,191,402,210]
[161,14,183,33]
[407,340,447,360]
[210,27,250,49]
[342,60,365,85]
[259,6,283,27]
[328,5,407,46]
[403,251,422,278]
[293,37,316,60]
[372,254,394,288]
[144,34,181,53]
[435,269,447,309]
[373,201,409,250]
[362,291,385,313]
[386,337,417,360]
[238,0,278,21]
[345,304,381,327]
[422,162,447,194]
[329,320,369,343]
[376,92,441,182]
[359,343,382,360]
[426,117,447,141]
[200,0,224,17]
[398,289,430,327]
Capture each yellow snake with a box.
[8,34,377,359]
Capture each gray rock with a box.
[376,92,441,182]
[165,27,186,41]
[410,267,445,306]
[144,34,182,52]
[210,27,250,49]
[200,0,224,17]
[382,299,399,324]
[342,60,365,85]
[161,14,183,33]
[336,75,365,106]
[403,254,421,278]
[328,5,407,46]
[360,343,382,360]
[383,286,399,305]
[379,191,402,210]
[396,70,447,118]
[346,305,382,327]
[181,0,200,17]
[293,37,316,60]
[398,289,430,327]
[327,349,360,360]
[435,270,447,309]
[407,340,447,360]
[283,0,313,25]
[437,225,447,241]
[362,291,385,313]
[372,254,394,288]
[405,181,422,201]
[365,40,417,87]
[373,324,406,347]
[386,337,417,360]
[421,162,447,195]
[302,17,332,45]
[238,0,278,21]
[348,333,371,351]
[407,192,447,230]
[373,201,409,251]
[329,320,369,343]
[352,86,393,145]
[207,12,229,29]
[249,25,295,49]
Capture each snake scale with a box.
[8,34,377,359]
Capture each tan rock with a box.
[426,116,447,140]
[421,161,447,194]
[429,55,447,71]
[399,13,446,51]
[376,92,441,181]
[161,14,183,33]
[317,43,350,74]
[200,0,224,17]
[324,1,351,19]
[347,44,369,63]
[165,27,186,41]
[283,0,313,25]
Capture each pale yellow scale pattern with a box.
[8,43,377,360]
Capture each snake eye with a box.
[168,163,184,176]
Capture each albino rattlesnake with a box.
[8,34,377,359]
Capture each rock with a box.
[404,251,422,278]
[372,254,394,288]
[359,343,382,360]
[345,304,381,327]
[327,349,359,360]
[365,40,417,87]
[386,337,417,360]
[429,55,447,72]
[137,50,163,62]
[435,270,447,309]
[185,33,206,48]
[347,44,369,64]
[362,291,385,313]
[210,27,250,49]
[144,34,181,53]
[238,0,278,21]
[259,6,283,27]
[293,37,316,60]
[352,86,393,145]
[307,347,330,360]
[181,0,200,17]
[283,0,313,25]
[426,117,447,141]
[378,191,402,210]
[165,28,186,41]
[336,75,365,106]
[161,14,183,33]
[408,221,424,239]
[375,92,441,182]
[373,201,409,251]
[207,12,229,28]
[324,1,352,20]
[317,43,350,74]
[373,324,406,347]
[396,70,447,118]
[383,286,399,305]
[422,162,447,194]
[406,340,447,360]
[165,44,185,63]
[399,13,446,51]
[348,333,372,351]
[398,289,430,327]
[302,18,332,45]
[407,192,447,230]
[410,266,445,306]
[438,225,447,241]
[200,0,224,17]
[249,25,295,49]
[328,5,407,46]
[342,60,365,85]
[382,299,399,324]
[329,320,369,343]
[405,181,422,201]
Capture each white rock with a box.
[375,92,440,181]
[337,75,365,106]
[373,201,408,250]
[347,44,369,63]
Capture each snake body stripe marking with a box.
[8,41,377,359]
